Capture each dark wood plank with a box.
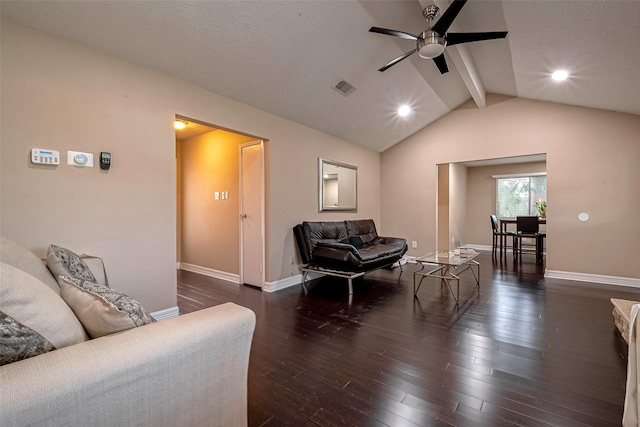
[177,252,639,426]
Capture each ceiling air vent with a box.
[333,80,356,96]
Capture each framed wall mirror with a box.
[319,158,357,212]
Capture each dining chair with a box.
[514,216,546,263]
[490,215,515,259]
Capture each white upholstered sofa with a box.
[0,236,256,426]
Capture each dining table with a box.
[497,217,546,260]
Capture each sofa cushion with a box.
[0,262,89,365]
[345,219,378,245]
[1,235,60,294]
[46,244,98,284]
[356,243,402,262]
[303,221,349,253]
[58,276,156,339]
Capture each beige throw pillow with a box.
[0,262,89,365]
[58,276,156,339]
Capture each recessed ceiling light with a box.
[174,120,188,129]
[398,104,412,117]
[551,70,569,82]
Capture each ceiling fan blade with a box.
[432,0,467,36]
[432,54,449,74]
[446,31,508,46]
[369,26,418,40]
[378,49,417,72]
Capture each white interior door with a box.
[240,141,265,287]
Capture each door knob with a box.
[240,213,247,218]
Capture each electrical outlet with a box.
[214,192,220,200]
[412,240,418,249]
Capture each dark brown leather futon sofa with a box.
[294,219,407,294]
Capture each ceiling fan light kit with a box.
[369,0,508,74]
[417,31,445,59]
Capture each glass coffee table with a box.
[413,250,480,303]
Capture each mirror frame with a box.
[318,158,357,212]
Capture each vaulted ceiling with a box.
[2,1,639,152]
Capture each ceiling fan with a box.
[370,0,508,74]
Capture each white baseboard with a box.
[178,262,305,293]
[263,274,304,293]
[151,306,179,321]
[179,252,638,295]
[178,262,239,284]
[545,270,640,289]
[457,245,638,289]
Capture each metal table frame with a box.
[300,261,404,296]
[300,265,365,296]
[413,251,480,303]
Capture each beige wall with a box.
[436,162,468,250]
[382,95,640,279]
[436,164,449,250]
[465,161,547,247]
[5,19,636,302]
[448,162,467,249]
[178,130,255,274]
[270,133,381,281]
[0,20,381,309]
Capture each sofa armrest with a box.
[313,241,360,262]
[0,302,256,427]
[376,236,408,248]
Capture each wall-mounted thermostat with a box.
[67,151,94,167]
[31,148,60,165]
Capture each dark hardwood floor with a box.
[177,252,639,426]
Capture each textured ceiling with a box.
[2,0,639,152]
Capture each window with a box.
[495,173,546,217]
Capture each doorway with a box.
[436,154,547,251]
[176,116,266,287]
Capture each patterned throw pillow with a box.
[0,262,88,366]
[46,244,97,284]
[0,312,55,365]
[58,275,156,339]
